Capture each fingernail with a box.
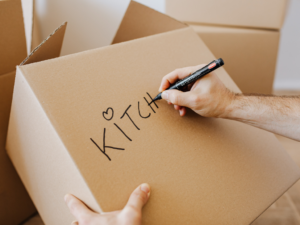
[161,91,168,100]
[179,110,183,116]
[64,194,70,203]
[140,183,150,197]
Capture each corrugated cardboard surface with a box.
[8,66,102,225]
[113,1,186,44]
[165,0,288,30]
[0,71,36,225]
[21,124,300,225]
[0,0,27,75]
[2,22,68,225]
[0,1,64,223]
[22,22,67,65]
[191,24,280,94]
[0,0,37,224]
[7,26,300,224]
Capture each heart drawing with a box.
[102,107,114,121]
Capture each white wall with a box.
[134,0,165,13]
[35,0,164,56]
[274,0,300,90]
[35,0,131,56]
[35,0,300,90]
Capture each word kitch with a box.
[90,92,159,161]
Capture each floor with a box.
[23,90,300,225]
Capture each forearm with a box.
[222,94,300,141]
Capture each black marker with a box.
[150,58,224,104]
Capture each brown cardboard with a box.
[6,2,300,225]
[22,22,67,65]
[0,71,36,224]
[0,0,27,75]
[0,0,66,224]
[0,1,36,224]
[190,24,280,94]
[165,0,288,30]
[113,1,186,44]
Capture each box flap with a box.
[112,0,187,44]
[18,27,300,224]
[0,0,27,75]
[21,22,67,66]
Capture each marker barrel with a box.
[168,58,224,91]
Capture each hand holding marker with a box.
[150,58,224,104]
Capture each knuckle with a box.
[133,190,147,204]
[170,93,179,105]
[190,95,200,108]
[172,68,181,77]
[68,199,77,212]
[123,207,142,224]
[174,68,180,74]
[193,95,200,103]
[79,215,91,225]
[125,205,140,217]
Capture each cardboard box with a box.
[6,1,300,225]
[190,24,280,94]
[0,0,65,224]
[165,0,288,30]
[0,1,35,223]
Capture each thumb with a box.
[64,194,94,220]
[124,183,150,213]
[162,90,195,108]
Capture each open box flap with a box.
[0,0,27,75]
[112,0,187,44]
[21,22,67,66]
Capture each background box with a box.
[0,0,61,223]
[0,1,37,224]
[190,24,280,94]
[0,73,36,224]
[165,0,288,30]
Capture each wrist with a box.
[218,92,239,119]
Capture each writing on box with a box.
[90,92,159,161]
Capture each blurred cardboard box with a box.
[6,1,300,225]
[0,0,64,224]
[190,24,280,94]
[165,0,288,30]
[165,0,287,94]
[0,1,36,224]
